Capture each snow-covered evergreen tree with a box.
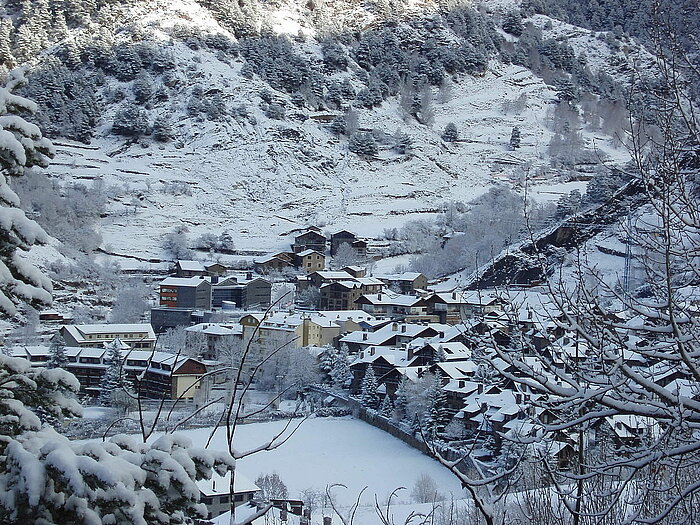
[379,393,393,418]
[319,344,337,384]
[394,375,409,421]
[441,122,459,142]
[330,344,352,389]
[509,126,521,149]
[0,354,234,524]
[360,364,379,409]
[46,334,68,369]
[425,372,449,438]
[98,338,127,406]
[0,68,54,317]
[348,131,378,156]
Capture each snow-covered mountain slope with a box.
[32,0,636,264]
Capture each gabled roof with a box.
[427,291,499,305]
[356,292,423,307]
[297,249,324,257]
[312,270,354,280]
[375,272,425,282]
[196,471,259,497]
[176,260,206,272]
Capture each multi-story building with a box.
[159,276,212,309]
[11,346,211,400]
[212,274,272,309]
[61,323,156,350]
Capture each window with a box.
[234,494,244,502]
[220,495,230,504]
[201,497,213,505]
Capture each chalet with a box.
[159,276,212,309]
[212,274,272,309]
[205,262,229,277]
[320,281,363,311]
[339,322,452,353]
[174,260,207,277]
[197,471,259,519]
[308,270,355,289]
[61,323,156,350]
[424,290,501,324]
[375,272,428,294]
[407,342,472,366]
[292,229,327,254]
[376,365,429,399]
[254,252,295,274]
[330,230,356,256]
[351,239,368,256]
[313,310,377,334]
[602,415,658,450]
[11,346,211,400]
[354,292,429,320]
[295,249,325,273]
[319,277,384,310]
[341,266,367,278]
[349,346,408,394]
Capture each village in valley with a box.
[13,224,677,523]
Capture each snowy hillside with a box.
[14,0,638,265]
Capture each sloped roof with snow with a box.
[161,276,210,287]
[177,260,206,272]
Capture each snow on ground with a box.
[40,0,631,266]
[178,417,465,507]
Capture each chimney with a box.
[247,272,253,280]
[478,383,483,394]
[211,275,219,284]
[452,291,457,300]
[401,325,406,333]
[392,322,398,331]
[438,331,444,338]
[377,293,382,301]
[362,333,368,341]
[324,517,332,525]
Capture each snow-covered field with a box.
[178,417,465,507]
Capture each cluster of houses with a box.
[253,227,368,275]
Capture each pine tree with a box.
[0,69,54,316]
[509,126,521,149]
[442,122,459,142]
[425,372,449,438]
[379,393,393,417]
[319,345,337,384]
[434,345,447,363]
[47,334,68,369]
[330,344,352,389]
[98,339,126,406]
[0,354,234,524]
[0,19,15,68]
[360,364,379,409]
[349,131,378,156]
[394,375,409,420]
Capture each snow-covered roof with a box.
[429,291,498,305]
[375,272,424,282]
[297,249,324,257]
[340,322,452,346]
[176,260,206,272]
[72,324,155,336]
[161,276,210,287]
[314,310,377,324]
[313,271,354,280]
[196,471,259,496]
[357,292,421,307]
